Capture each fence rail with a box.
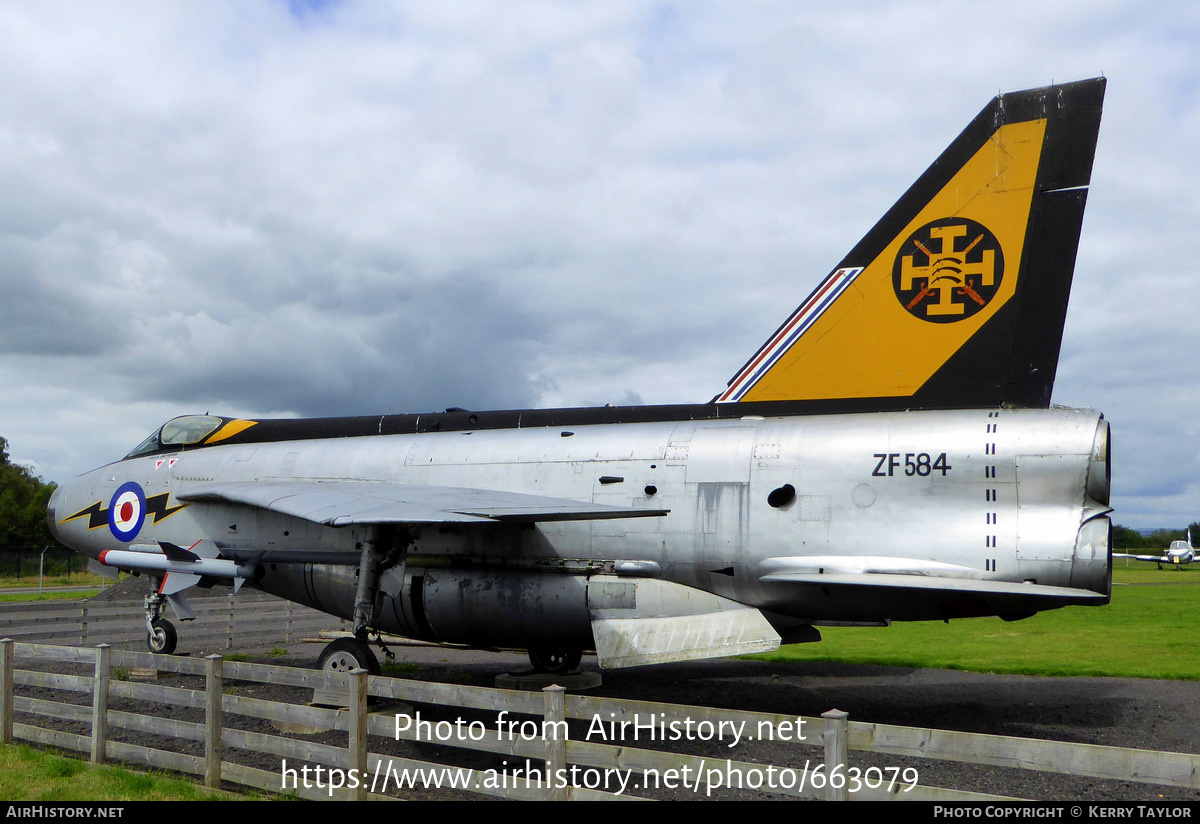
[3,639,1198,801]
[0,593,333,649]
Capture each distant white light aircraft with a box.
[49,79,1111,674]
[1115,531,1198,570]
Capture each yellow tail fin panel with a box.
[719,79,1104,410]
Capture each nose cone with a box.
[43,470,108,557]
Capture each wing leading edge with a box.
[178,480,668,527]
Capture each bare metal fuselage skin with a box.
[48,406,1112,652]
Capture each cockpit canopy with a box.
[125,415,225,459]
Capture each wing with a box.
[178,480,668,527]
[1112,553,1169,563]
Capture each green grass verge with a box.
[0,743,252,801]
[0,572,110,589]
[0,590,102,602]
[746,567,1200,679]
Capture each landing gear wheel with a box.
[528,647,583,674]
[147,619,177,655]
[318,637,381,675]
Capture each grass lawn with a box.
[0,743,250,801]
[747,565,1200,680]
[0,571,110,589]
[0,590,102,602]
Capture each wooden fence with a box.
[2,639,1198,801]
[0,593,333,649]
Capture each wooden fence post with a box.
[822,708,849,801]
[79,603,88,645]
[205,654,223,789]
[91,644,110,763]
[0,639,13,744]
[226,595,234,650]
[349,668,369,800]
[543,684,567,801]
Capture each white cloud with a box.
[1,1,1198,528]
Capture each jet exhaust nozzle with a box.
[1071,515,1111,598]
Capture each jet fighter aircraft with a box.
[49,78,1111,674]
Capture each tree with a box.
[1111,524,1145,550]
[0,437,59,548]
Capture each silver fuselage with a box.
[49,406,1111,649]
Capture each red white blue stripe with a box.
[718,267,863,402]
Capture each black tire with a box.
[318,637,381,675]
[528,647,583,674]
[147,619,177,655]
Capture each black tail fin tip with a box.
[718,78,1105,412]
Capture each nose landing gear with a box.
[144,591,179,655]
[148,617,177,654]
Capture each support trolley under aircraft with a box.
[50,78,1111,674]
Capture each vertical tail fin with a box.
[718,78,1105,411]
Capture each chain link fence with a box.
[0,547,84,581]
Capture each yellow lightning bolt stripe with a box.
[205,419,258,444]
[145,493,188,524]
[61,502,107,529]
[60,493,188,531]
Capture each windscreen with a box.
[125,415,224,458]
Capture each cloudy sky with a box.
[2,1,1197,529]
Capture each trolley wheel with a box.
[318,637,381,675]
[528,647,583,674]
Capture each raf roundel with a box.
[108,481,147,542]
